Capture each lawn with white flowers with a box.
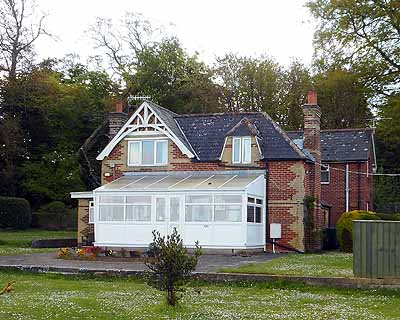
[0,270,399,320]
[219,252,353,277]
[0,229,75,256]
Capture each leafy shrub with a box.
[376,212,400,221]
[145,228,201,306]
[33,201,77,230]
[0,196,31,229]
[337,210,379,252]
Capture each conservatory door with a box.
[154,195,183,237]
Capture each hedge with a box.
[32,201,77,231]
[0,196,31,229]
[337,210,379,252]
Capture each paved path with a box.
[0,252,279,273]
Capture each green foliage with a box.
[374,95,400,209]
[145,228,201,306]
[314,68,371,129]
[307,0,400,95]
[0,196,31,229]
[131,39,220,114]
[0,61,115,206]
[215,53,283,117]
[34,201,77,230]
[337,210,379,252]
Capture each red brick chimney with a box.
[303,91,323,251]
[109,100,128,140]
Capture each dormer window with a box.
[128,140,168,166]
[232,137,251,164]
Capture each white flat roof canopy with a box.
[95,170,266,192]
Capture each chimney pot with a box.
[307,91,318,105]
[116,101,123,113]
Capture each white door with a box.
[154,195,183,237]
[168,196,183,236]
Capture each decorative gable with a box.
[97,101,195,160]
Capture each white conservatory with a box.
[89,170,266,250]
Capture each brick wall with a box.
[266,160,307,252]
[322,154,374,226]
[77,199,94,246]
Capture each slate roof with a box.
[174,112,307,161]
[287,129,373,162]
[146,101,196,156]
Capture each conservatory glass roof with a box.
[95,171,265,192]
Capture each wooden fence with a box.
[353,220,400,278]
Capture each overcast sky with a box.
[34,0,316,67]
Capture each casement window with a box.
[321,163,330,184]
[185,195,213,222]
[128,140,168,166]
[98,196,124,222]
[126,196,151,221]
[247,197,263,223]
[185,194,243,223]
[89,201,95,224]
[232,137,252,164]
[214,195,242,222]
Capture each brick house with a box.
[71,92,375,252]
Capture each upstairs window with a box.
[232,137,251,164]
[321,163,330,184]
[128,140,168,166]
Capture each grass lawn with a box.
[219,252,354,278]
[0,270,399,320]
[0,229,76,256]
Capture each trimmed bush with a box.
[0,196,31,229]
[33,201,77,230]
[337,210,379,252]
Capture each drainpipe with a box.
[264,162,269,253]
[345,164,350,212]
[357,162,361,209]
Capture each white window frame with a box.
[89,201,95,224]
[321,163,330,184]
[127,139,168,166]
[247,196,263,224]
[232,136,252,164]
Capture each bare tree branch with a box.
[0,0,50,80]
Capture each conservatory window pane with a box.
[247,197,255,203]
[214,195,242,204]
[99,196,124,204]
[142,141,154,164]
[242,137,251,163]
[255,207,262,223]
[128,141,140,165]
[156,198,166,221]
[214,205,241,222]
[126,205,151,221]
[170,197,180,222]
[185,205,212,222]
[126,196,151,204]
[99,205,124,221]
[247,205,255,222]
[156,141,168,164]
[256,199,263,205]
[233,138,241,163]
[186,195,212,204]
